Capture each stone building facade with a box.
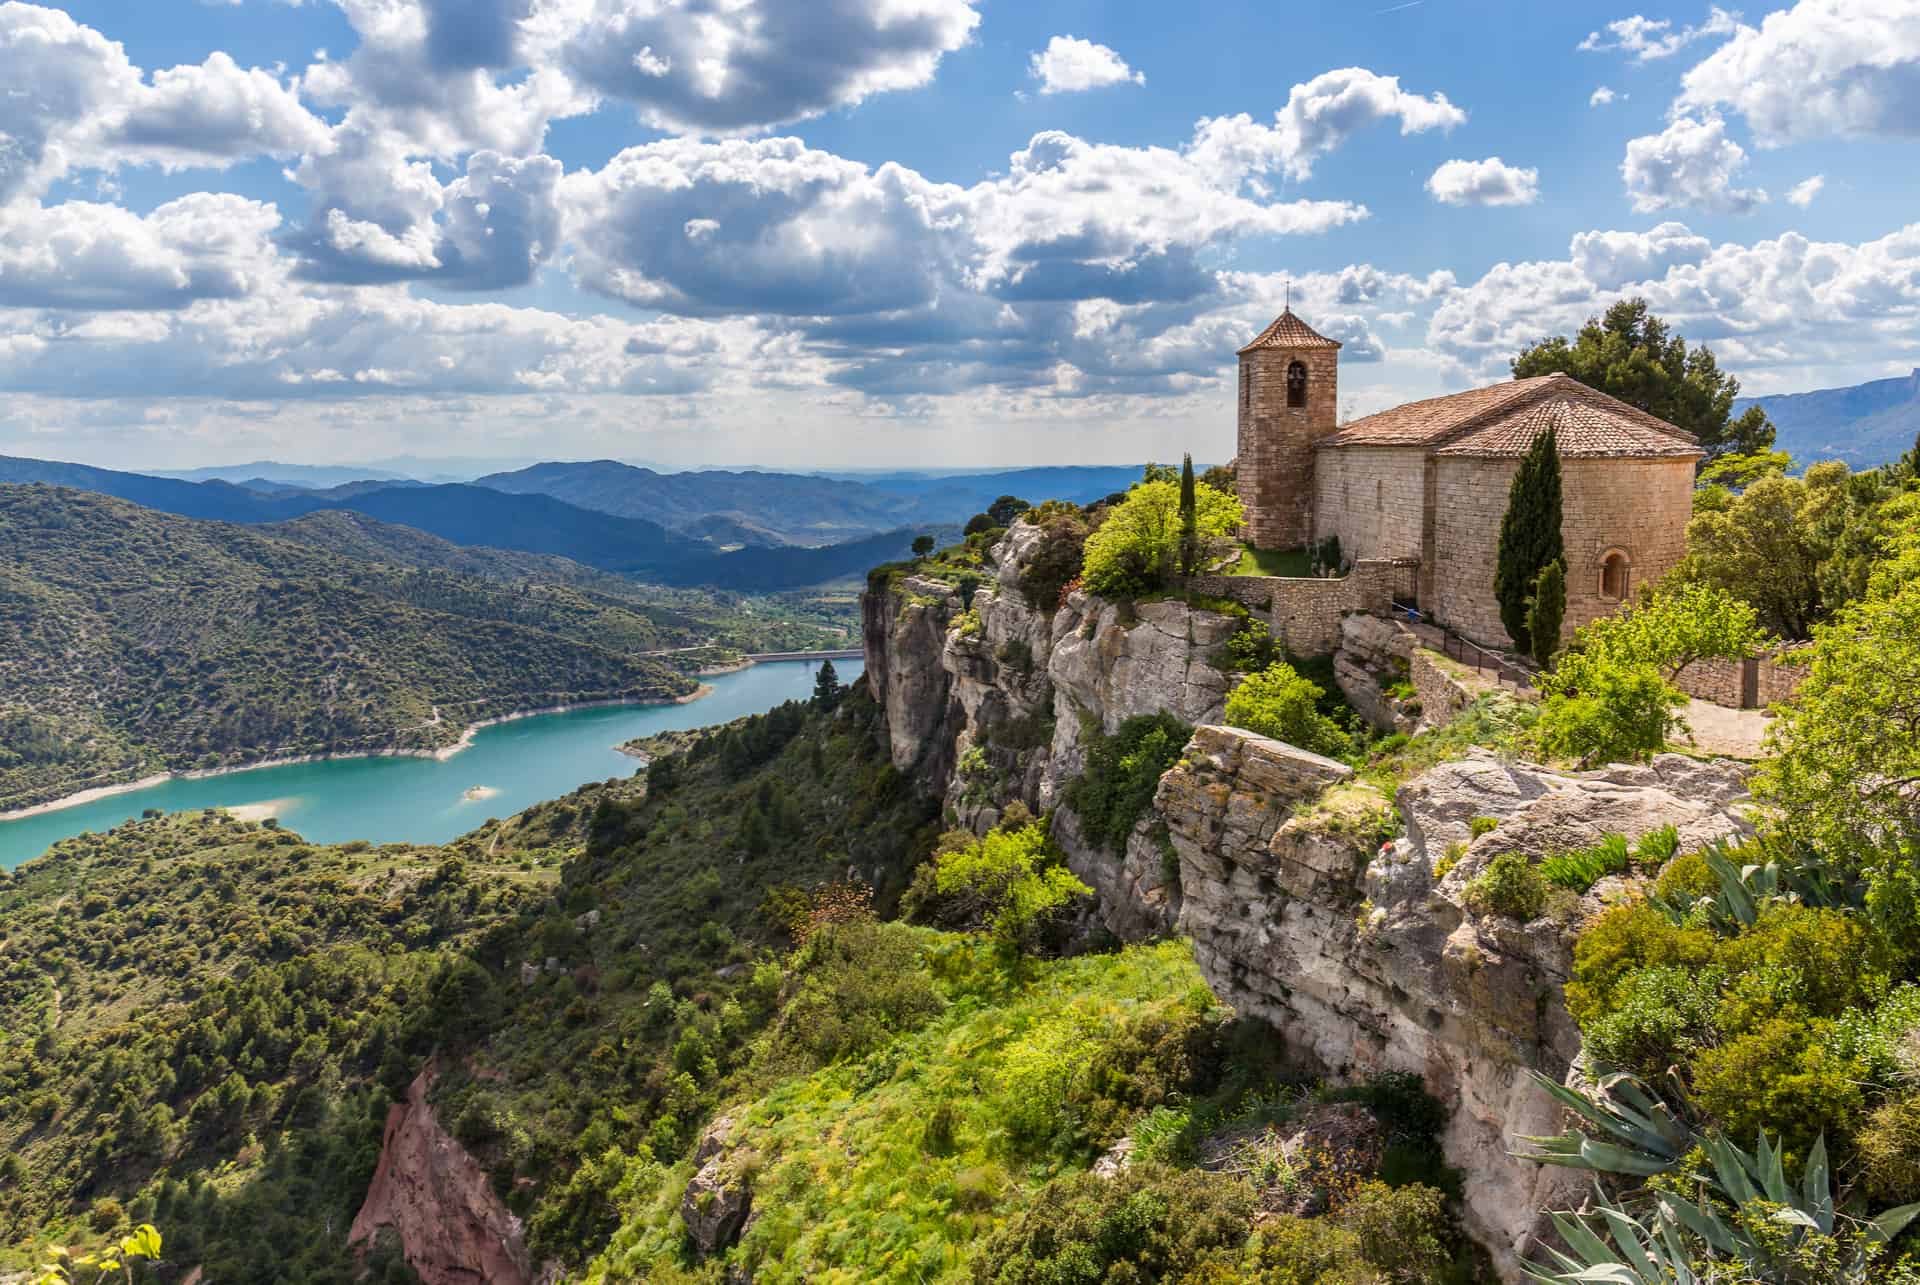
[1234,309,1702,650]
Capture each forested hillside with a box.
[0,682,944,1278]
[0,486,701,811]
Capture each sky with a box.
[2,0,1918,472]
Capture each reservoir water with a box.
[1,658,862,870]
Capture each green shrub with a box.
[968,1163,1256,1285]
[1463,853,1548,921]
[1535,659,1686,767]
[1632,823,1681,868]
[1066,713,1193,852]
[929,823,1091,955]
[1335,1182,1452,1284]
[1224,619,1279,672]
[1581,964,1723,1077]
[759,920,946,1071]
[1018,515,1089,612]
[1223,662,1350,759]
[1691,1017,1868,1154]
[1654,850,1718,902]
[1468,816,1499,839]
[1565,904,1717,1026]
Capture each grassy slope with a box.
[587,939,1218,1283]
[0,485,699,809]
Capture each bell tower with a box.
[1235,307,1341,550]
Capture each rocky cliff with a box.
[348,1065,544,1285]
[861,522,1760,1279]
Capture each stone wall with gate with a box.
[1672,644,1811,710]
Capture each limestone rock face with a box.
[1332,614,1419,735]
[348,1065,539,1285]
[865,574,963,789]
[680,1111,753,1261]
[1158,730,1757,1280]
[1405,750,1756,895]
[1042,591,1238,805]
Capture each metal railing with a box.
[1392,603,1535,690]
[1437,628,1535,690]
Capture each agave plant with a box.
[1513,1067,1693,1178]
[1517,1074,1920,1284]
[1524,1134,1920,1284]
[1650,838,1862,933]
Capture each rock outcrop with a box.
[680,1111,753,1261]
[1159,729,1755,1278]
[349,1065,539,1285]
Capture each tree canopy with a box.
[1512,298,1775,467]
[1081,478,1243,598]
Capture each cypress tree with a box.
[1494,425,1564,655]
[1178,453,1199,576]
[1525,559,1566,668]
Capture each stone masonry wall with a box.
[1237,345,1338,549]
[1312,445,1426,562]
[1182,559,1410,657]
[1427,455,1695,649]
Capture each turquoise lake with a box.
[0,658,862,870]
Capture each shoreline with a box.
[0,685,714,823]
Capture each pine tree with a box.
[1177,453,1199,576]
[1525,559,1566,668]
[812,659,843,709]
[1494,426,1565,655]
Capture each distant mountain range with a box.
[0,453,1131,590]
[1738,368,1920,467]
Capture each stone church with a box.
[1233,308,1702,649]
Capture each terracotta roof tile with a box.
[1318,372,1703,459]
[1238,308,1342,354]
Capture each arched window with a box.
[1286,360,1308,408]
[1599,550,1631,600]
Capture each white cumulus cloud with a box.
[1186,67,1464,185]
[1589,86,1618,107]
[1425,157,1540,206]
[1622,115,1767,213]
[1029,35,1143,94]
[1676,0,1920,145]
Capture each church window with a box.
[1599,550,1630,600]
[1286,360,1307,408]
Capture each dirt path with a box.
[1677,699,1775,760]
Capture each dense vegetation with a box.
[0,813,549,1280]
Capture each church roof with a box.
[1237,308,1342,355]
[1318,373,1703,459]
